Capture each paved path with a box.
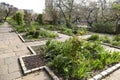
[0,23,51,80]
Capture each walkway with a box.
[0,23,51,80]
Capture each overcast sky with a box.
[0,0,45,13]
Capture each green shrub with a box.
[16,25,26,32]
[91,22,115,34]
[43,36,120,79]
[60,27,73,36]
[111,41,120,46]
[14,12,25,26]
[88,34,100,41]
[101,35,111,43]
[25,29,58,39]
[114,35,120,41]
[77,28,88,35]
[37,14,43,25]
[34,31,40,38]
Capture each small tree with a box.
[112,2,120,34]
[37,14,43,25]
[15,12,24,25]
[24,10,32,26]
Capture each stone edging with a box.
[102,43,120,49]
[18,33,61,43]
[19,46,59,80]
[89,63,120,80]
[88,43,120,80]
[27,46,36,55]
[18,34,25,42]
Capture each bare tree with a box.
[56,0,75,28]
[0,2,17,21]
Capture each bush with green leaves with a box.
[41,36,120,80]
[25,29,58,40]
[114,35,120,41]
[14,12,25,26]
[91,22,115,34]
[43,25,59,31]
[60,27,73,36]
[37,14,43,25]
[77,28,88,35]
[88,34,100,41]
[101,35,111,43]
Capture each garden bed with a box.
[32,45,120,80]
[18,32,60,42]
[30,37,120,80]
[19,55,59,80]
[22,55,47,70]
[88,34,120,50]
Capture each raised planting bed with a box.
[87,34,120,50]
[19,55,59,80]
[30,37,120,80]
[59,27,89,36]
[22,55,46,70]
[18,30,60,42]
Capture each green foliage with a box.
[110,35,120,46]
[112,3,120,11]
[60,27,73,36]
[77,28,88,35]
[16,25,27,32]
[43,25,59,31]
[101,35,111,43]
[14,12,24,26]
[88,34,100,41]
[42,36,120,79]
[25,29,58,39]
[37,14,43,25]
[91,22,115,34]
[114,35,120,41]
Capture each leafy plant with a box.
[25,29,58,40]
[91,22,115,34]
[114,35,120,41]
[88,34,100,41]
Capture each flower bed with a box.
[31,36,120,80]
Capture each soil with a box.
[23,55,47,70]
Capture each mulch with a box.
[23,55,46,70]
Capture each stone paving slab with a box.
[0,23,30,80]
[0,23,52,80]
[15,70,52,80]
